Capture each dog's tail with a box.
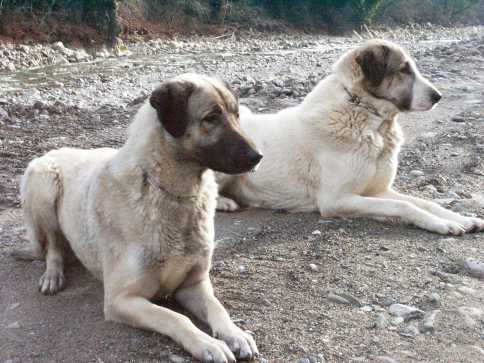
[11,156,63,261]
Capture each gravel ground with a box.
[1,25,483,363]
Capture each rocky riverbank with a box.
[1,24,483,363]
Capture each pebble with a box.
[359,305,373,313]
[376,357,400,363]
[423,184,438,194]
[462,258,484,280]
[237,265,247,274]
[399,324,420,338]
[309,263,319,272]
[327,292,361,307]
[374,313,387,329]
[380,296,396,306]
[308,354,325,363]
[7,321,20,329]
[451,116,465,122]
[428,292,441,306]
[311,230,321,235]
[421,309,440,333]
[457,306,483,328]
[327,292,351,305]
[388,304,425,321]
[168,354,185,363]
[297,359,311,363]
[391,316,404,325]
[409,169,424,177]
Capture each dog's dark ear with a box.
[356,45,390,87]
[150,80,195,138]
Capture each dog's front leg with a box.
[175,278,259,360]
[377,189,484,233]
[105,289,235,363]
[318,193,466,235]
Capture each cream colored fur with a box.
[18,75,258,363]
[217,40,484,235]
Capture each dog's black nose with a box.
[248,150,263,165]
[431,90,442,104]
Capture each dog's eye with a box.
[203,115,218,124]
[400,62,412,75]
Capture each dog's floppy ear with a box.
[150,80,195,138]
[356,45,390,87]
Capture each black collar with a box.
[143,171,199,201]
[343,87,382,118]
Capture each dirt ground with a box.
[1,27,483,363]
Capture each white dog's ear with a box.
[356,44,390,87]
[150,80,195,138]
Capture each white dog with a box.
[217,39,484,235]
[15,74,262,363]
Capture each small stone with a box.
[237,265,247,274]
[327,292,350,305]
[421,309,440,333]
[309,263,319,272]
[7,321,20,329]
[429,292,441,306]
[259,359,269,363]
[389,304,424,321]
[423,184,438,194]
[360,305,373,313]
[169,354,185,363]
[457,306,483,328]
[327,292,361,307]
[463,258,484,280]
[311,230,321,235]
[308,354,325,363]
[297,359,311,363]
[376,356,400,363]
[380,296,396,306]
[8,302,20,310]
[391,316,404,325]
[399,324,419,338]
[451,116,465,122]
[374,313,387,329]
[410,170,424,177]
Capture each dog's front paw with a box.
[431,219,465,236]
[216,326,259,361]
[191,336,235,363]
[39,269,65,295]
[216,196,240,212]
[458,217,484,233]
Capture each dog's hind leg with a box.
[16,157,66,294]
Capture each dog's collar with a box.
[343,87,382,118]
[143,171,199,201]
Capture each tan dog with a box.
[217,39,484,235]
[15,74,262,362]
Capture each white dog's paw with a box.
[39,269,65,295]
[216,326,259,360]
[216,196,240,212]
[430,219,466,236]
[457,217,484,233]
[191,336,235,363]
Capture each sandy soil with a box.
[1,27,483,363]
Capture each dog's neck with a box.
[144,142,207,199]
[120,103,210,199]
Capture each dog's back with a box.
[19,147,116,282]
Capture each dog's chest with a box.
[353,119,403,193]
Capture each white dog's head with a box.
[333,39,441,112]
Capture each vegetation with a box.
[0,0,482,44]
